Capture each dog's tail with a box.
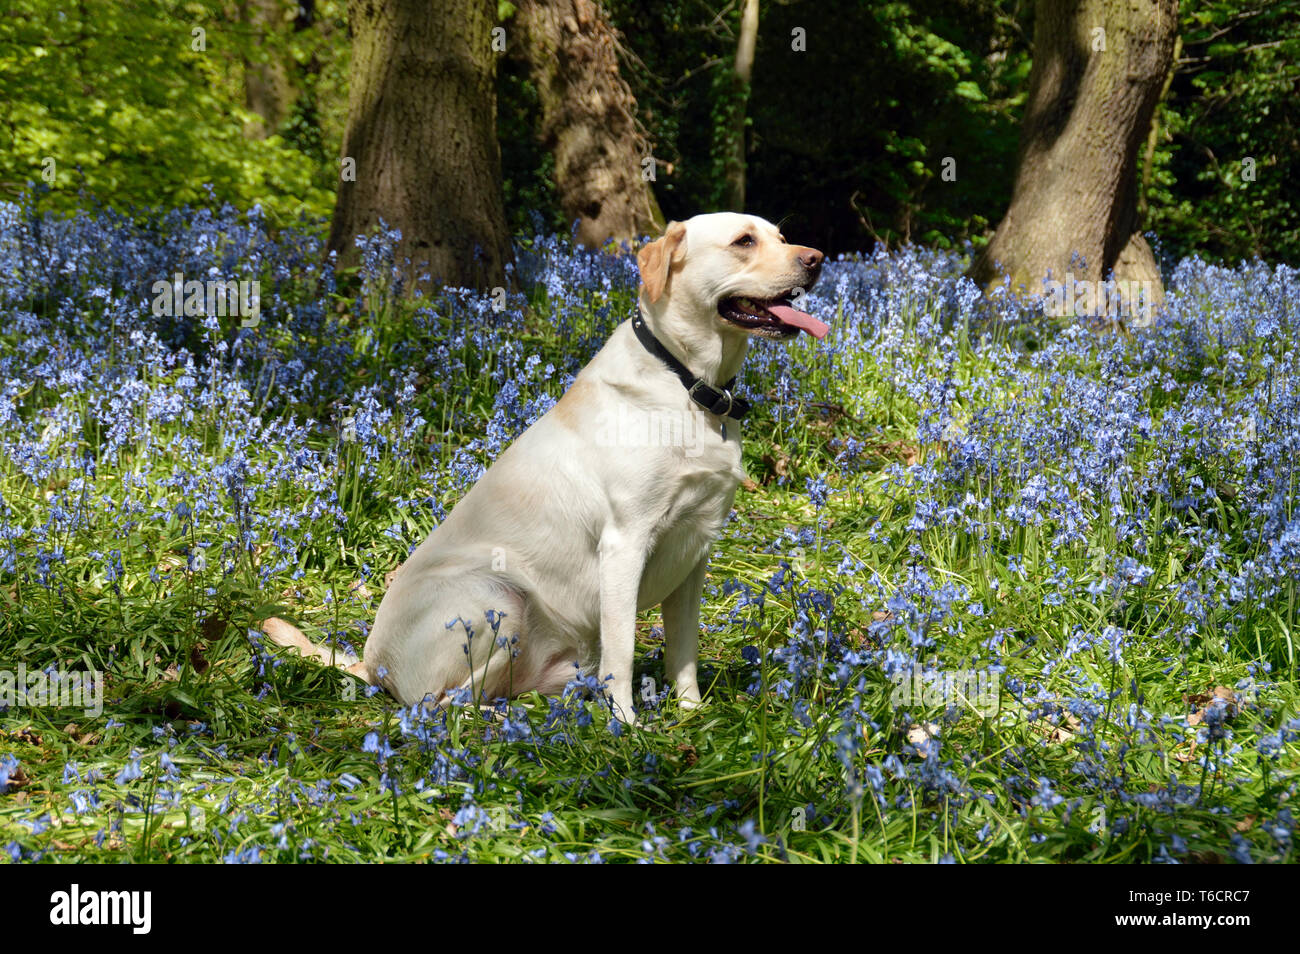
[260,617,372,682]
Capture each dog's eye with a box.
[732,235,755,248]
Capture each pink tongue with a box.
[766,303,830,339]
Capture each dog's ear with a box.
[637,221,687,303]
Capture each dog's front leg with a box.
[662,556,707,709]
[597,528,646,722]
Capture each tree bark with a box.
[968,0,1178,315]
[515,0,663,246]
[328,0,510,289]
[723,0,759,212]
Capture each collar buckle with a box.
[689,381,734,417]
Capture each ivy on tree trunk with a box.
[514,0,664,246]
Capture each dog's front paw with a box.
[675,695,707,719]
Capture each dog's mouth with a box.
[717,293,830,339]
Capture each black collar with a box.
[631,312,751,421]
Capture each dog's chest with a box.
[659,444,741,527]
[635,418,745,606]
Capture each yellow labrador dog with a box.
[266,213,827,721]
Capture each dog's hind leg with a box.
[367,573,531,706]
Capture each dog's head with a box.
[637,213,828,341]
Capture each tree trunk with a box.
[969,0,1178,317]
[241,0,295,140]
[515,0,663,246]
[328,0,510,289]
[723,0,759,212]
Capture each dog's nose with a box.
[799,249,824,270]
